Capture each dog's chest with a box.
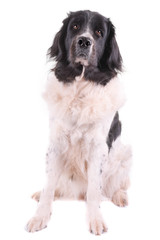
[44,74,125,181]
[44,75,114,126]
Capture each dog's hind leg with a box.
[32,191,41,202]
[31,189,63,202]
[102,137,132,207]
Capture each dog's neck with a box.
[75,66,85,82]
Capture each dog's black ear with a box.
[100,19,122,77]
[48,15,70,62]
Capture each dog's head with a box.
[49,10,122,85]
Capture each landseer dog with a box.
[26,10,132,235]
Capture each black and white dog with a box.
[26,10,131,235]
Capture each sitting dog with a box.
[26,10,132,235]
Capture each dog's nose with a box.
[78,37,92,48]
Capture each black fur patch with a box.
[107,112,122,149]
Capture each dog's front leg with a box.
[26,144,62,232]
[87,143,108,235]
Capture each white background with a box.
[0,0,160,239]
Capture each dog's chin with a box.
[75,56,89,67]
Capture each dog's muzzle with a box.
[75,36,93,66]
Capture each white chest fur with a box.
[43,73,125,129]
[43,72,126,185]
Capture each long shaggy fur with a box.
[26,10,132,235]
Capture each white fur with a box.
[26,72,131,235]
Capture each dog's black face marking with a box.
[65,12,108,68]
[48,10,122,85]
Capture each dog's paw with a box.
[89,215,108,235]
[112,189,128,207]
[31,191,41,202]
[26,213,51,232]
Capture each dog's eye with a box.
[95,30,103,37]
[73,24,80,30]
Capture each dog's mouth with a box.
[78,52,87,58]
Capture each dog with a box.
[26,10,132,235]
